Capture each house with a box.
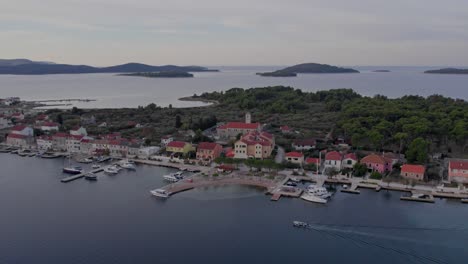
[280,125,292,134]
[70,126,87,136]
[108,139,129,157]
[66,135,84,153]
[161,135,174,147]
[382,152,403,165]
[196,142,223,160]
[285,152,304,164]
[91,139,110,155]
[10,125,34,137]
[448,160,468,183]
[305,157,320,167]
[234,131,274,159]
[35,114,49,122]
[401,164,425,181]
[36,135,53,151]
[40,122,59,132]
[0,116,12,129]
[324,151,342,171]
[6,134,34,148]
[138,146,160,159]
[217,121,261,139]
[360,154,393,174]
[51,132,69,151]
[11,112,24,120]
[341,153,358,169]
[166,141,194,155]
[292,138,316,151]
[80,139,94,155]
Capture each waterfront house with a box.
[166,141,193,155]
[382,152,403,165]
[6,133,34,148]
[234,131,274,159]
[280,125,292,134]
[91,139,111,155]
[138,146,160,159]
[108,139,129,157]
[80,139,94,155]
[324,151,342,171]
[11,112,24,120]
[66,135,84,153]
[70,126,87,136]
[285,152,304,165]
[448,160,468,183]
[196,142,222,161]
[40,122,59,132]
[161,135,174,147]
[360,154,393,174]
[51,132,69,151]
[341,153,358,169]
[10,125,34,137]
[400,164,425,181]
[292,138,316,151]
[36,135,53,151]
[35,114,49,122]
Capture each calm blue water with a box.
[1,154,467,263]
[0,66,467,108]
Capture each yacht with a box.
[150,189,170,198]
[85,173,97,181]
[119,161,136,170]
[307,185,332,199]
[163,173,179,182]
[293,221,308,228]
[300,192,327,204]
[92,164,101,169]
[82,158,94,163]
[63,166,83,174]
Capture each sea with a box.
[0,66,467,109]
[0,154,467,264]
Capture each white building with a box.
[10,125,34,137]
[138,146,160,159]
[37,136,53,151]
[161,135,174,147]
[40,122,59,132]
[66,135,84,153]
[324,151,343,171]
[70,126,87,136]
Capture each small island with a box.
[118,71,194,78]
[424,68,468,74]
[257,63,359,77]
[373,70,391,73]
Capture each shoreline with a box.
[178,96,219,107]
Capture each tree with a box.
[406,137,429,164]
[370,171,382,179]
[56,114,63,125]
[324,167,339,178]
[175,115,182,128]
[353,163,367,177]
[393,132,408,153]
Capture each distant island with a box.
[0,59,219,75]
[118,71,194,78]
[257,63,359,77]
[373,70,391,73]
[424,68,468,74]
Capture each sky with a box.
[1,0,468,66]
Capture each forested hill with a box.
[257,63,359,76]
[424,68,468,74]
[195,87,468,154]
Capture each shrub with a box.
[370,171,382,180]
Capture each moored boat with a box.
[300,193,327,204]
[85,173,98,181]
[150,189,170,198]
[104,165,120,175]
[63,166,83,174]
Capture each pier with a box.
[400,192,435,203]
[60,167,104,182]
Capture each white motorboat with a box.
[300,193,327,204]
[307,185,332,199]
[163,174,179,182]
[92,164,101,169]
[120,162,136,170]
[63,166,83,174]
[150,189,170,198]
[104,166,119,175]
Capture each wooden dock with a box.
[400,192,435,203]
[61,167,104,182]
[341,183,360,194]
[271,193,281,201]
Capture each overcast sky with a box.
[1,0,468,66]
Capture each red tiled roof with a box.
[305,157,320,164]
[42,122,58,127]
[449,160,468,171]
[12,113,22,116]
[7,133,27,139]
[218,122,260,130]
[11,125,27,131]
[361,154,391,165]
[167,141,187,148]
[280,125,290,131]
[325,151,342,161]
[53,132,69,138]
[37,135,52,140]
[401,164,425,174]
[197,142,219,150]
[344,153,358,161]
[286,151,304,158]
[68,135,84,140]
[226,150,235,158]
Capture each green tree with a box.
[175,115,182,128]
[353,163,367,177]
[406,137,429,164]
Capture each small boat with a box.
[81,158,94,164]
[163,174,179,182]
[301,193,327,204]
[104,166,119,175]
[285,181,297,187]
[63,166,83,174]
[92,164,101,169]
[41,153,61,159]
[342,184,349,189]
[119,161,136,170]
[290,177,300,182]
[10,150,19,154]
[150,189,170,198]
[85,173,97,181]
[293,221,308,228]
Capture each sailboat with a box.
[63,156,83,174]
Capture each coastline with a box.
[178,96,219,107]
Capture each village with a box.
[1,97,468,203]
